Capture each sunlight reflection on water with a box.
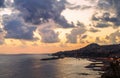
[0,55,102,78]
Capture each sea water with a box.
[0,54,102,78]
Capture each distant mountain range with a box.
[52,43,120,58]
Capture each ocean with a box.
[0,54,102,78]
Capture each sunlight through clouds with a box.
[0,0,120,53]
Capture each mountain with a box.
[52,43,120,58]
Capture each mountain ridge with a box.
[52,43,120,58]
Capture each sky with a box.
[0,0,120,54]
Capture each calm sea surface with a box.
[0,54,102,78]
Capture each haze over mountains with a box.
[53,43,120,57]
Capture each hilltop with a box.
[52,43,120,58]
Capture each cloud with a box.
[91,13,99,21]
[95,37,106,44]
[0,28,6,44]
[1,0,74,43]
[91,13,116,28]
[67,5,81,10]
[0,0,4,7]
[40,30,59,43]
[92,12,120,26]
[105,35,109,40]
[76,21,84,27]
[81,35,87,39]
[89,28,100,32]
[1,0,119,45]
[36,20,60,43]
[98,0,111,10]
[14,0,73,28]
[92,0,120,27]
[66,27,86,43]
[80,5,92,10]
[67,5,92,10]
[96,22,110,28]
[104,0,120,15]
[108,30,120,44]
[3,14,36,40]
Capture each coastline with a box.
[41,55,106,77]
[46,54,120,78]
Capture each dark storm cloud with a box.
[3,14,36,40]
[94,0,120,26]
[14,0,73,28]
[98,0,111,10]
[92,12,120,26]
[0,0,4,7]
[104,0,120,17]
[91,12,118,28]
[1,0,71,42]
[102,13,119,23]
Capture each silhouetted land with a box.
[101,58,120,78]
[52,43,120,58]
[52,43,120,78]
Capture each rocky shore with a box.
[101,57,120,78]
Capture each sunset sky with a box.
[0,0,120,54]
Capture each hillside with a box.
[52,43,120,58]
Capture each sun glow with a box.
[0,0,119,53]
